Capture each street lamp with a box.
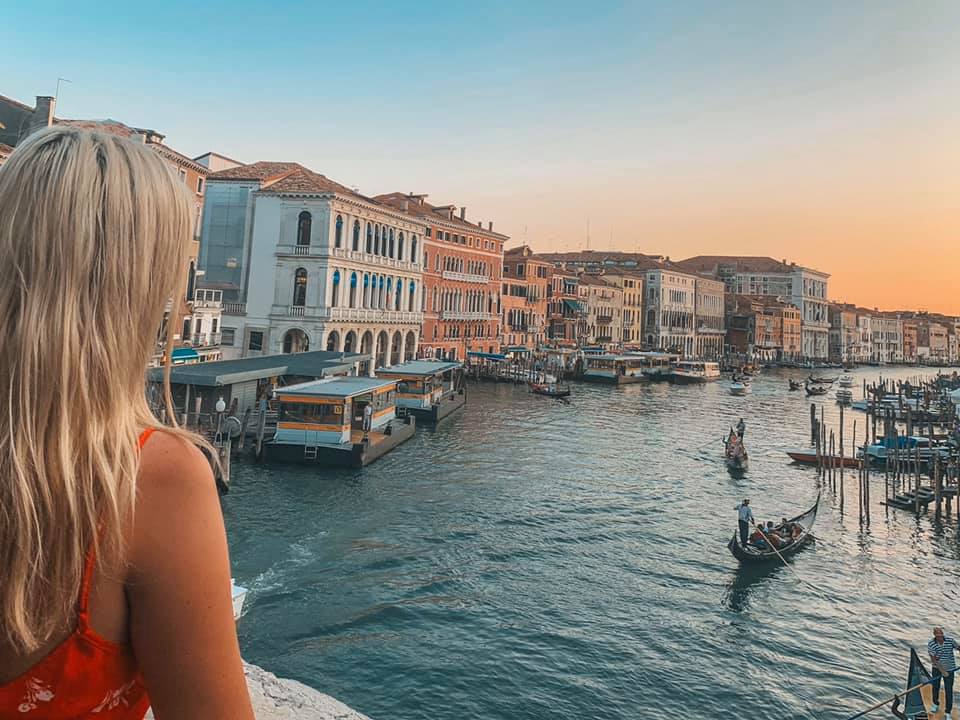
[215,397,226,441]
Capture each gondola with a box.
[723,430,748,474]
[889,648,932,719]
[805,382,829,397]
[727,491,820,563]
[789,379,803,391]
[528,381,571,398]
[808,374,837,384]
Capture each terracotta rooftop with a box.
[374,192,508,239]
[256,166,360,197]
[676,255,829,277]
[535,250,681,272]
[52,118,206,172]
[578,273,619,288]
[207,161,305,182]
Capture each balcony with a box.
[189,332,221,347]
[191,298,223,310]
[223,302,246,315]
[440,311,497,321]
[441,270,489,284]
[275,245,420,270]
[525,296,542,304]
[326,307,421,324]
[288,305,306,317]
[596,315,613,324]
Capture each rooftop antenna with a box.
[586,218,591,250]
[55,77,72,107]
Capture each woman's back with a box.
[0,127,253,719]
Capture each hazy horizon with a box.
[4,0,956,313]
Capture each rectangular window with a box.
[196,177,204,194]
[178,168,187,183]
[221,328,235,346]
[212,318,218,333]
[248,330,264,351]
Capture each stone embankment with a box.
[146,661,370,720]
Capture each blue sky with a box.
[4,1,958,310]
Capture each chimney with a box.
[29,96,56,135]
[459,206,466,221]
[477,220,482,228]
[401,199,409,212]
[487,221,493,231]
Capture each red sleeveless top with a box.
[0,429,155,719]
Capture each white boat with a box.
[836,388,853,404]
[729,382,751,396]
[838,375,854,388]
[670,360,721,384]
[861,436,949,464]
[851,394,923,413]
[231,580,247,621]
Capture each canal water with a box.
[224,367,960,720]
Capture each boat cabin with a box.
[670,360,721,383]
[582,353,677,384]
[377,360,465,423]
[274,376,399,447]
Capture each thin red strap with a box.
[78,428,158,621]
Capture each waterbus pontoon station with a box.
[581,352,678,384]
[269,376,415,467]
[376,360,465,423]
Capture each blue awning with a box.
[171,347,200,364]
[467,351,507,361]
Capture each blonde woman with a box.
[0,127,254,719]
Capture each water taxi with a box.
[268,376,415,467]
[729,381,751,396]
[669,360,721,384]
[377,360,465,424]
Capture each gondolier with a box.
[928,627,957,716]
[735,499,754,546]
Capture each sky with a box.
[3,1,957,313]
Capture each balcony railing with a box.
[441,270,489,284]
[440,311,498,321]
[189,332,222,347]
[223,302,246,315]
[288,305,306,317]
[596,315,613,324]
[294,245,311,256]
[190,298,223,310]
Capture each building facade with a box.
[677,256,830,359]
[546,269,584,346]
[694,277,725,359]
[200,162,423,369]
[502,246,551,352]
[602,272,644,347]
[375,193,507,361]
[828,304,860,363]
[578,275,624,348]
[642,268,697,356]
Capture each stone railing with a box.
[146,661,370,720]
[441,270,489,284]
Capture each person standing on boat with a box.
[928,626,957,715]
[735,499,754,545]
[736,418,746,438]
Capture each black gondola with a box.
[723,429,748,474]
[789,379,802,391]
[528,381,571,398]
[896,648,932,719]
[805,382,829,397]
[727,492,820,563]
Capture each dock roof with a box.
[376,360,461,377]
[277,376,395,399]
[148,351,368,388]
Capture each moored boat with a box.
[670,360,721,384]
[808,374,837,384]
[836,388,853,405]
[785,448,860,468]
[728,492,820,563]
[838,374,854,388]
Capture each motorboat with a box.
[730,382,751,396]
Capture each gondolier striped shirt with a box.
[929,636,958,672]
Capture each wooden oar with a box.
[842,673,946,720]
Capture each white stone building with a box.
[677,256,830,359]
[577,274,624,348]
[199,162,424,371]
[694,277,726,359]
[642,268,698,356]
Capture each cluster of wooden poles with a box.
[810,402,873,524]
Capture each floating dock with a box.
[377,359,466,424]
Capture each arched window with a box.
[411,236,418,263]
[353,220,360,251]
[363,274,370,307]
[388,229,395,258]
[395,280,402,311]
[297,211,312,246]
[374,225,381,255]
[331,270,340,307]
[397,232,404,261]
[334,215,343,248]
[349,272,358,308]
[366,223,373,253]
[409,281,416,312]
[293,268,307,306]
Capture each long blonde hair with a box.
[0,126,193,650]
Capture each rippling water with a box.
[224,368,960,720]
